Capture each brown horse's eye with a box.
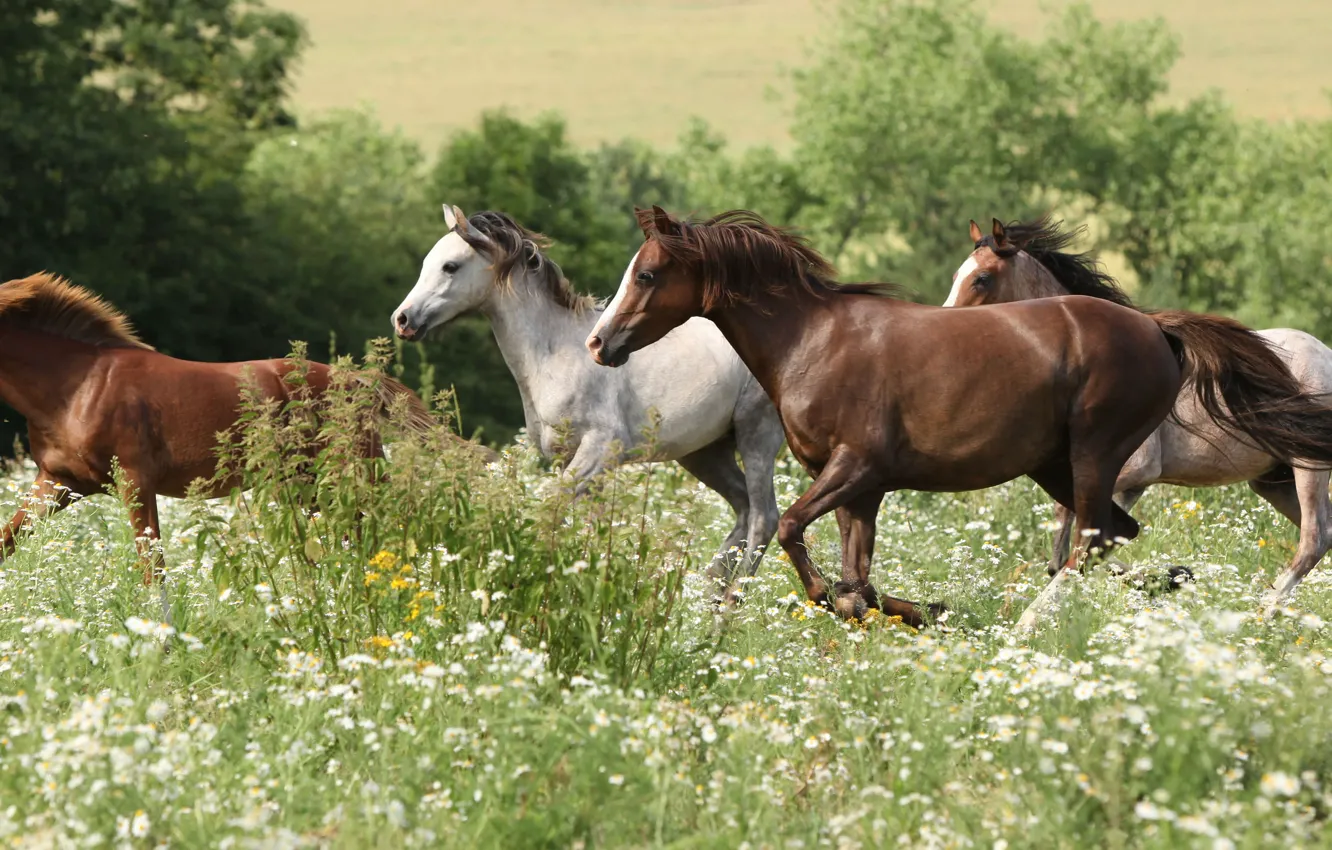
[973,274,991,289]
[635,270,655,284]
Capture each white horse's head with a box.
[392,204,497,340]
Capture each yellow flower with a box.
[390,577,415,590]
[365,635,394,649]
[363,571,381,586]
[369,550,399,572]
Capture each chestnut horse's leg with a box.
[777,448,935,625]
[126,489,174,627]
[0,472,75,559]
[127,491,164,585]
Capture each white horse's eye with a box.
[443,261,460,274]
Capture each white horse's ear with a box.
[442,204,461,231]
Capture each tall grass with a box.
[0,355,1330,846]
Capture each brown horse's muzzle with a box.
[586,331,630,368]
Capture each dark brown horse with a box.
[0,273,459,585]
[585,208,1332,628]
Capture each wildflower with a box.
[131,810,150,837]
[369,551,400,572]
[1260,772,1300,797]
[364,571,382,586]
[1133,800,1173,821]
[608,774,625,786]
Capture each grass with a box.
[271,0,1332,151]
[3,365,1332,846]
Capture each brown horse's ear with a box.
[634,206,654,237]
[969,220,983,244]
[991,218,1009,246]
[651,204,676,235]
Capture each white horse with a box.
[391,206,784,599]
[946,217,1332,611]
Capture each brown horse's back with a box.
[47,348,346,499]
[780,295,1181,492]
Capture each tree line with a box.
[3,0,1330,446]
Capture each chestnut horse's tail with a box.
[366,373,499,462]
[368,374,437,436]
[1150,311,1332,467]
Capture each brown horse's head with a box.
[944,216,1130,309]
[584,206,713,367]
[586,206,844,367]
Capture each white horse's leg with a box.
[1258,466,1332,613]
[563,432,619,497]
[733,389,783,584]
[677,437,751,597]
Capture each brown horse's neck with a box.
[708,288,851,407]
[0,329,102,425]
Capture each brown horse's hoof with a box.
[833,593,868,621]
[1167,565,1195,587]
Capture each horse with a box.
[585,206,1332,629]
[945,216,1332,610]
[390,206,784,600]
[0,272,454,592]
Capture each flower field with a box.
[1,388,1331,848]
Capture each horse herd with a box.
[5,204,1332,632]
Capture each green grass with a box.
[3,368,1332,846]
[271,0,1332,151]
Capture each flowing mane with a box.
[639,209,899,311]
[980,215,1134,308]
[458,211,596,314]
[0,273,152,349]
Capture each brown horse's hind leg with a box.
[0,472,76,560]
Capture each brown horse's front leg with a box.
[0,472,75,560]
[776,448,894,617]
[127,491,164,586]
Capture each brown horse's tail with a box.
[369,374,436,436]
[1150,311,1332,467]
[367,373,499,462]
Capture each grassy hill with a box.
[272,0,1331,151]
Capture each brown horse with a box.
[946,216,1332,611]
[0,273,451,585]
[585,207,1332,628]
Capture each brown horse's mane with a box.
[640,209,900,311]
[980,215,1134,308]
[0,273,152,349]
[458,211,597,314]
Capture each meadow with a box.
[2,373,1332,847]
[272,0,1332,149]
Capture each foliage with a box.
[1,376,1331,845]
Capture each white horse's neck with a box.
[482,275,598,435]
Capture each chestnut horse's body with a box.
[586,209,1332,628]
[0,273,437,583]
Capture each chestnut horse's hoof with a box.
[833,593,868,621]
[1167,565,1195,587]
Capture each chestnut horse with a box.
[946,216,1332,611]
[586,208,1332,628]
[0,273,446,587]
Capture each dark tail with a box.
[1150,311,1332,467]
[368,373,499,463]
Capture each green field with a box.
[3,380,1332,845]
[273,0,1332,150]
